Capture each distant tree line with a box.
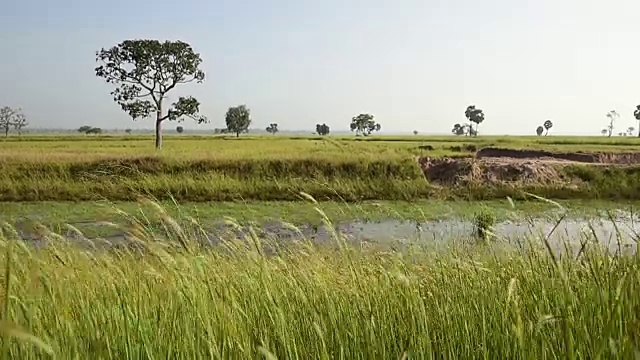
[91,38,640,143]
[600,109,640,137]
[92,38,385,145]
[446,105,640,138]
[77,125,103,134]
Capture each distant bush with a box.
[86,127,102,135]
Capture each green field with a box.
[1,134,639,357]
[2,134,640,202]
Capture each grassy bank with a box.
[2,135,640,201]
[0,209,638,358]
[3,155,640,201]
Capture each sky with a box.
[1,0,639,135]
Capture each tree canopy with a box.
[0,106,27,137]
[95,39,207,149]
[543,120,553,136]
[349,114,381,136]
[225,105,252,137]
[316,123,330,136]
[464,105,485,137]
[266,123,279,134]
[452,123,476,136]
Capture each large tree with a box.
[0,106,26,137]
[465,105,485,137]
[13,112,27,136]
[350,113,381,136]
[634,105,640,137]
[95,39,207,149]
[225,105,252,137]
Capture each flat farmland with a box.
[2,134,640,202]
[2,134,640,357]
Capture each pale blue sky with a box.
[1,0,639,135]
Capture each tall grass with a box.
[3,152,640,201]
[0,201,638,358]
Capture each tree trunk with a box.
[236,131,240,137]
[155,120,163,149]
[155,106,163,149]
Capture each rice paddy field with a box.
[2,134,640,202]
[1,133,640,358]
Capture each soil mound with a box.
[475,147,640,164]
[419,147,640,186]
[417,157,562,186]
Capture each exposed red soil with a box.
[418,147,640,186]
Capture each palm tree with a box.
[634,105,640,137]
[543,120,553,136]
[606,110,620,137]
[465,105,485,137]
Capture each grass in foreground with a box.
[0,201,638,358]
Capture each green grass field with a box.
[1,134,640,357]
[0,204,638,358]
[2,134,640,202]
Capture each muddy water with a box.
[10,212,640,254]
[339,217,638,254]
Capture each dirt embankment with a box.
[475,147,640,164]
[419,147,640,186]
[417,157,563,186]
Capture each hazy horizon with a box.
[2,0,640,136]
